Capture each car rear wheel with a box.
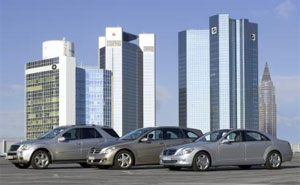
[238,165,252,169]
[168,166,182,171]
[97,165,111,169]
[114,150,133,169]
[265,151,282,169]
[31,150,50,169]
[14,163,30,169]
[192,152,210,171]
[79,163,92,168]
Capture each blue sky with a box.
[0,0,299,142]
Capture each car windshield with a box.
[119,128,152,141]
[195,130,230,142]
[38,127,66,139]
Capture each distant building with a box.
[178,30,210,133]
[98,27,156,135]
[25,39,76,139]
[259,63,277,136]
[76,67,112,127]
[179,14,259,132]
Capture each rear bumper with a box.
[6,150,32,164]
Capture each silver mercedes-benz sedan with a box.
[160,129,293,171]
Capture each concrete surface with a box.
[0,157,299,185]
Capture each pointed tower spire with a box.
[262,62,272,81]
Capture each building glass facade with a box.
[178,30,210,133]
[26,58,60,139]
[76,67,112,127]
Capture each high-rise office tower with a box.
[76,67,112,127]
[25,39,76,139]
[210,14,258,131]
[259,63,277,136]
[179,14,258,132]
[178,30,210,133]
[98,27,156,135]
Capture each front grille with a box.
[9,145,20,152]
[163,149,177,156]
[90,148,101,154]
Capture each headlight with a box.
[100,146,116,154]
[176,148,194,155]
[19,144,31,151]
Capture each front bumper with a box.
[6,150,32,164]
[86,152,115,166]
[159,153,193,167]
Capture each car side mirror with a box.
[140,137,149,143]
[221,139,231,144]
[58,137,66,142]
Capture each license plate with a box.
[163,156,171,161]
[7,155,15,160]
[88,156,95,160]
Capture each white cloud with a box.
[0,111,25,139]
[278,115,300,127]
[272,76,300,104]
[156,84,173,110]
[274,0,295,17]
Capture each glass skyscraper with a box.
[259,63,277,136]
[76,67,112,127]
[179,14,259,132]
[25,39,76,139]
[209,14,258,131]
[98,27,156,135]
[178,30,210,133]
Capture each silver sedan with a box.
[160,129,293,171]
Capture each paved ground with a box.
[0,157,299,185]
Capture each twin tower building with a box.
[26,14,273,139]
[26,27,155,139]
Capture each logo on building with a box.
[52,64,57,70]
[250,33,256,41]
[211,27,217,35]
[112,32,116,36]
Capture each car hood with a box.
[96,139,133,149]
[167,141,212,150]
[14,138,53,146]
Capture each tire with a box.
[14,163,30,169]
[97,165,111,169]
[168,166,182,171]
[79,163,92,168]
[192,152,210,171]
[238,165,252,169]
[265,151,282,169]
[31,150,50,169]
[114,150,133,169]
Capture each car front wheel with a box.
[192,152,210,171]
[114,150,133,169]
[31,150,50,169]
[265,151,282,169]
[14,163,30,169]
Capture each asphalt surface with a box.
[0,157,299,185]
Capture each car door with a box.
[55,128,82,161]
[80,128,105,158]
[135,129,164,164]
[243,131,271,164]
[163,128,186,147]
[217,131,246,165]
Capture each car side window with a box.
[81,128,102,139]
[164,128,183,140]
[145,129,163,141]
[224,131,242,142]
[63,128,80,140]
[244,131,269,142]
[183,129,199,139]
